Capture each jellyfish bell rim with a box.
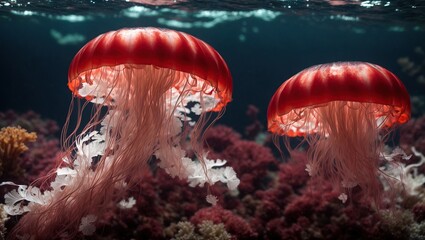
[67,27,232,112]
[267,61,411,136]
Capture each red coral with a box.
[265,218,303,240]
[191,206,257,239]
[245,105,263,140]
[399,116,425,155]
[412,202,425,222]
[278,151,310,191]
[205,125,278,196]
[204,125,241,153]
[135,217,164,239]
[284,193,319,223]
[254,200,281,221]
[2,109,408,240]
[399,116,425,175]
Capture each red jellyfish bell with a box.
[268,62,410,203]
[10,28,233,238]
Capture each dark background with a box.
[1,12,424,134]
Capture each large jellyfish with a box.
[4,27,238,238]
[267,61,410,203]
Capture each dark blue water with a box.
[0,1,424,133]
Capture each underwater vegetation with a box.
[0,126,36,180]
[0,111,60,184]
[0,108,425,239]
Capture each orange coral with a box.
[0,126,37,178]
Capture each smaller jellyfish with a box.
[267,61,411,203]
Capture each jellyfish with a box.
[6,27,237,238]
[267,61,410,203]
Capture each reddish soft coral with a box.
[412,202,425,222]
[204,125,241,153]
[244,105,263,140]
[400,116,425,157]
[155,169,212,223]
[191,206,257,239]
[205,125,277,196]
[398,116,425,177]
[278,151,310,191]
[5,109,419,239]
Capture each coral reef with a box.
[2,109,425,239]
[244,105,263,140]
[191,206,257,239]
[204,125,278,197]
[377,209,425,240]
[0,126,36,179]
[0,111,61,237]
[0,111,59,184]
[87,125,393,239]
[400,115,425,155]
[0,204,7,240]
[166,220,231,240]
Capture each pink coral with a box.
[191,206,257,239]
[399,116,425,176]
[244,105,263,140]
[205,125,277,196]
[400,116,425,154]
[412,202,425,222]
[278,151,310,190]
[204,125,241,153]
[4,109,424,239]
